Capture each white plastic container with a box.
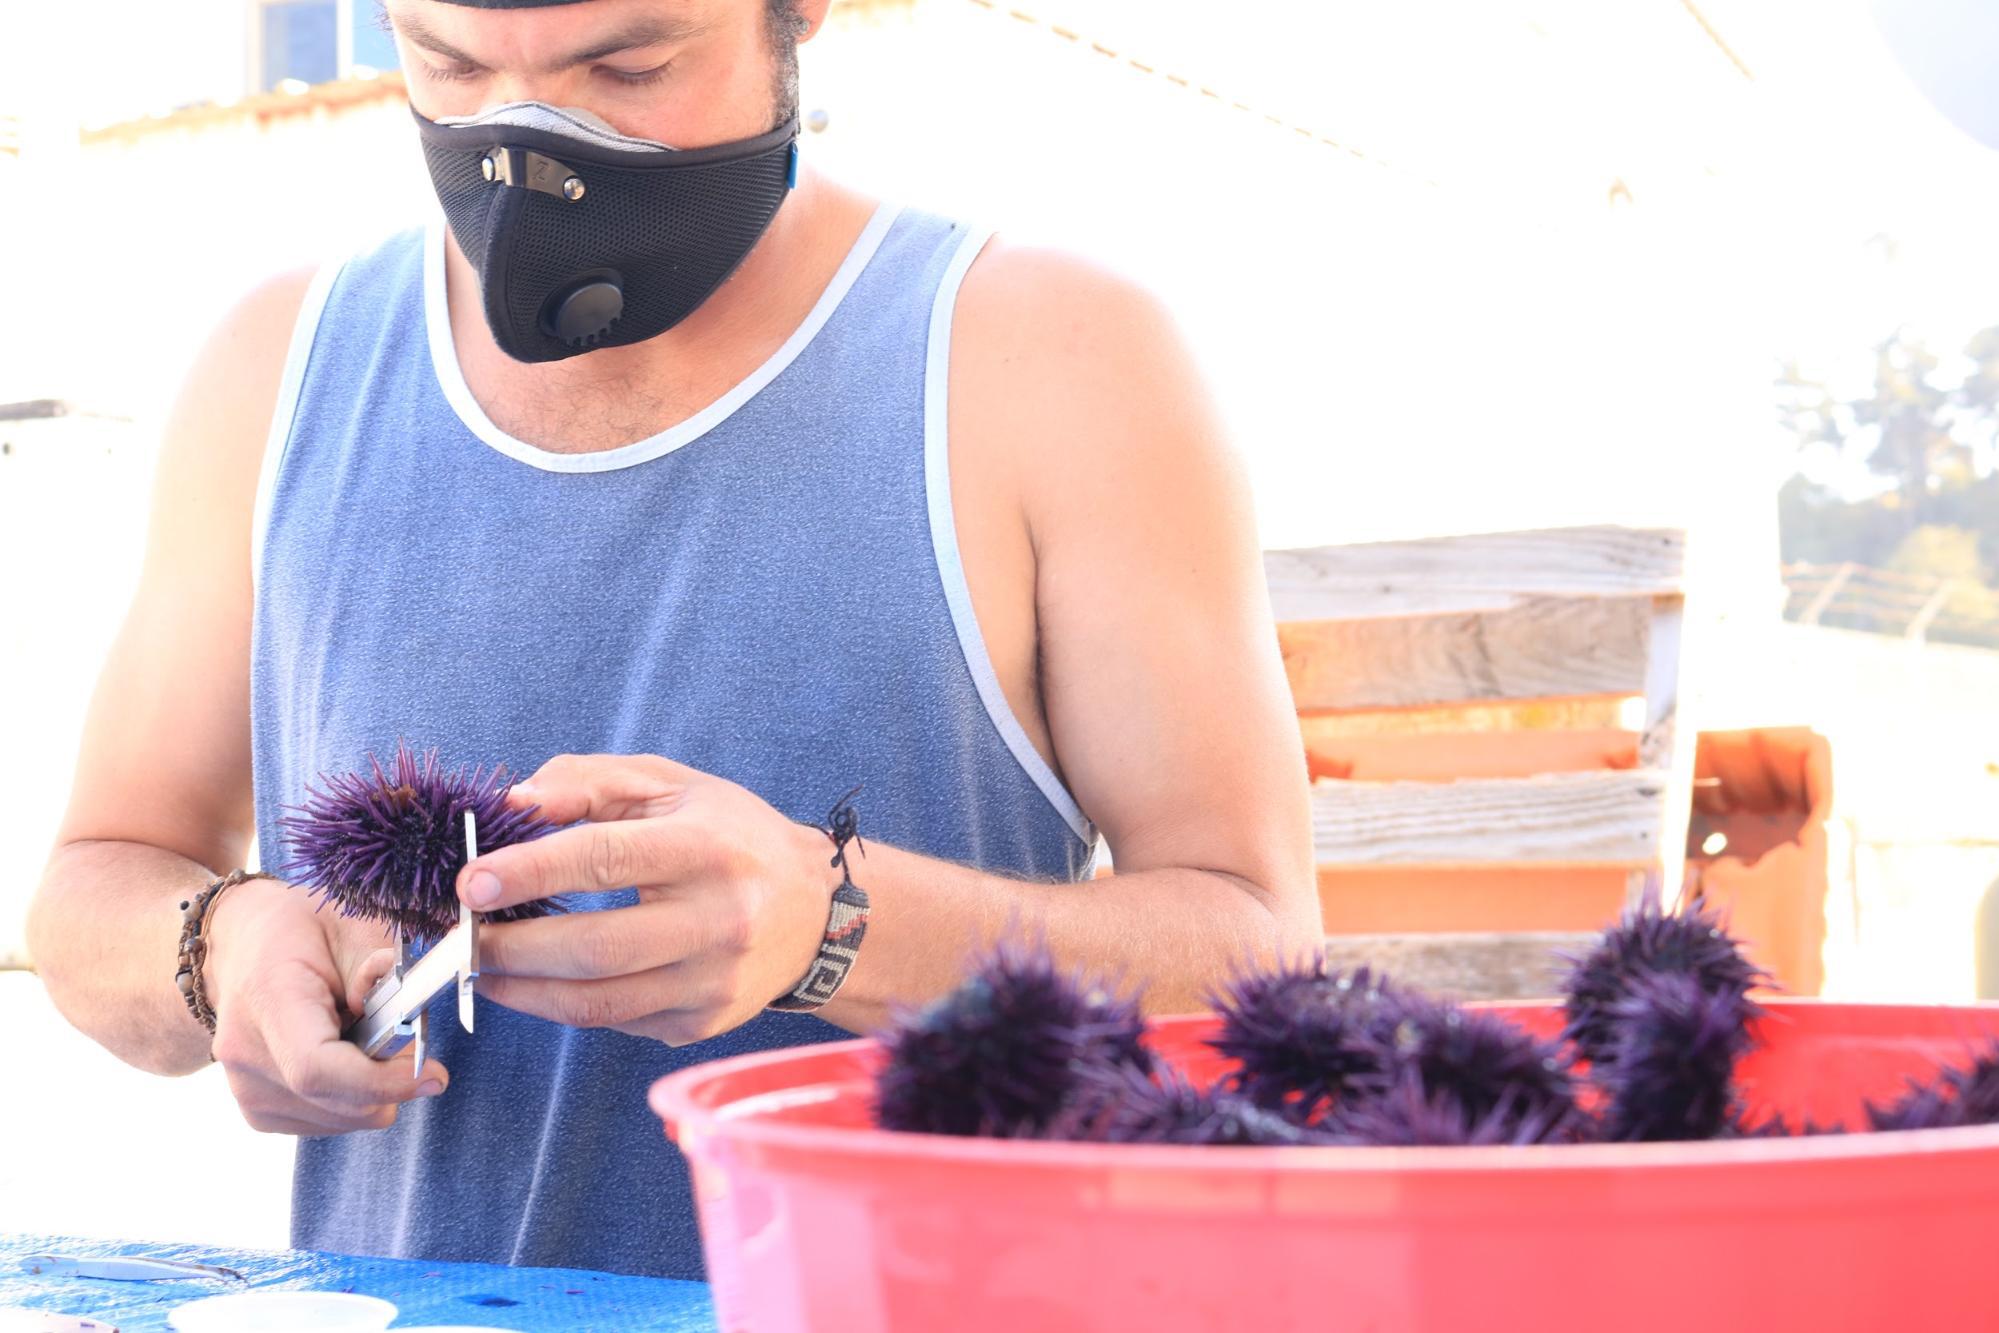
[168,1291,397,1332]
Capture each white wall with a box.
[800,1,1783,562]
[1742,622,1999,1003]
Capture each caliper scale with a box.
[341,810,483,1073]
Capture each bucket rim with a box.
[649,998,1999,1176]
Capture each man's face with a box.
[385,0,796,148]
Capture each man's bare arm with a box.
[458,245,1322,1040]
[815,244,1320,1027]
[26,271,310,1073]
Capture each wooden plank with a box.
[1313,769,1663,867]
[1319,931,1597,1000]
[1318,865,1628,934]
[1305,729,1638,782]
[1298,698,1627,739]
[1266,526,1685,622]
[1280,595,1651,711]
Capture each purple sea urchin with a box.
[1866,1043,1999,1132]
[1065,1064,1327,1146]
[1597,971,1753,1142]
[874,942,1150,1138]
[1332,1069,1581,1147]
[1207,959,1401,1124]
[1368,998,1583,1141]
[1561,904,1767,1069]
[279,741,561,938]
[1727,1111,1846,1138]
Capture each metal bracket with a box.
[481,147,586,201]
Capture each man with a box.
[28,0,1316,1279]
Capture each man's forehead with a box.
[387,0,719,33]
[386,0,723,64]
[425,0,597,8]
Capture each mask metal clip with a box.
[481,147,587,203]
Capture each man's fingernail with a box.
[417,1080,444,1098]
[463,870,501,908]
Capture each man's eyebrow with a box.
[559,17,709,65]
[395,10,485,66]
[393,9,708,69]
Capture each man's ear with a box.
[796,0,834,42]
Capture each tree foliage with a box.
[1777,323,1999,647]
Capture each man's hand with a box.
[457,754,837,1047]
[205,878,449,1134]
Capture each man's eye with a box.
[603,62,673,87]
[421,63,482,84]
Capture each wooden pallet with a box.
[1270,526,1691,997]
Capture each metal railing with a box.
[1783,562,1999,650]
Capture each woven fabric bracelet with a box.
[769,786,872,1014]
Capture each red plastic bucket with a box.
[650,1001,1999,1332]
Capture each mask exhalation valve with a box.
[540,274,625,347]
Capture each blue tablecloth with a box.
[0,1234,715,1331]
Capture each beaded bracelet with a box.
[174,869,277,1036]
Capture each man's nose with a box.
[480,73,593,113]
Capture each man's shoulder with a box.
[191,221,429,428]
[155,252,343,511]
[955,239,1177,358]
[228,224,428,337]
[949,237,1226,497]
[189,266,324,428]
[224,265,323,340]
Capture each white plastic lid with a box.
[168,1291,398,1332]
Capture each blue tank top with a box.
[249,203,1100,1279]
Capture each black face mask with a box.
[415,103,799,364]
